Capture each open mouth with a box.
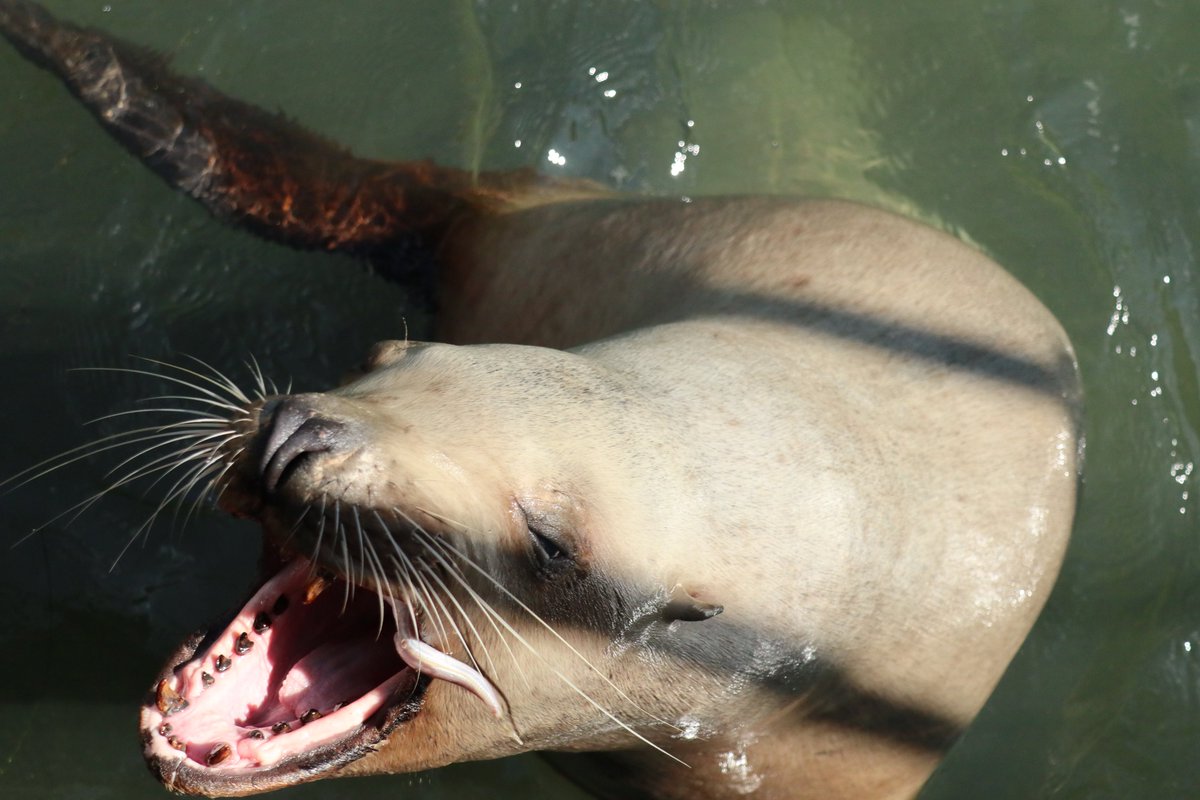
[139,552,503,794]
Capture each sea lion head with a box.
[138,339,713,795]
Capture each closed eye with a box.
[528,525,573,576]
[531,527,564,560]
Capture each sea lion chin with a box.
[2,3,1080,799]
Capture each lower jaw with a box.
[139,555,428,796]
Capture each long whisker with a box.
[168,444,239,532]
[279,504,313,550]
[1,423,209,494]
[383,555,425,684]
[400,512,676,752]
[110,455,227,569]
[384,552,424,644]
[181,458,239,531]
[335,502,353,612]
[73,367,243,413]
[87,406,229,425]
[390,509,489,676]
[207,447,245,511]
[413,506,682,735]
[16,433,232,545]
[124,445,230,539]
[131,394,249,415]
[245,353,268,401]
[411,563,451,653]
[134,356,250,405]
[175,353,252,405]
[309,494,329,569]
[351,506,369,593]
[369,510,421,632]
[456,568,686,766]
[354,508,387,638]
[371,510,430,635]
[414,560,483,675]
[97,440,236,521]
[419,559,496,680]
[365,538,403,641]
[103,429,235,480]
[359,497,408,641]
[8,353,264,564]
[410,527,526,689]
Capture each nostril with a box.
[258,399,350,494]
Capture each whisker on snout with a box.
[5,356,265,567]
[10,353,690,763]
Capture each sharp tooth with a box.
[304,573,332,604]
[253,612,272,633]
[156,680,189,715]
[245,730,266,740]
[271,721,291,734]
[300,708,323,724]
[234,632,254,655]
[167,735,187,751]
[205,742,232,766]
[393,634,505,718]
[273,594,290,615]
[201,671,215,686]
[215,654,232,672]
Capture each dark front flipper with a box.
[0,0,503,261]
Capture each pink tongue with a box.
[278,639,390,716]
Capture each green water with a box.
[1,2,1197,798]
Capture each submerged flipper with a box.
[0,0,560,267]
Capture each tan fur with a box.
[260,196,1077,798]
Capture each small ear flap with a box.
[663,585,724,622]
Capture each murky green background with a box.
[1,1,1197,798]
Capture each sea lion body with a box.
[192,196,1075,800]
[1,4,1079,800]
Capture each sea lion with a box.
[0,3,1080,800]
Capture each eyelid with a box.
[529,525,566,560]
[516,498,578,574]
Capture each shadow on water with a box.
[1,2,1198,799]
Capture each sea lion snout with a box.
[256,395,362,494]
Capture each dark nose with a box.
[258,396,352,494]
